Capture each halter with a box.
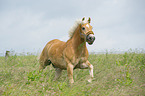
[86,31,94,36]
[80,31,94,40]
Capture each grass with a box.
[0,50,145,96]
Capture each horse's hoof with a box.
[69,80,74,84]
[87,79,92,83]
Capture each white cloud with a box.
[0,0,145,55]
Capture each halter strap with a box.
[80,31,94,38]
[86,31,94,36]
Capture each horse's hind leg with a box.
[54,68,62,81]
[39,59,51,71]
[39,61,44,71]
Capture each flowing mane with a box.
[68,18,88,38]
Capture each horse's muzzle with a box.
[86,34,95,45]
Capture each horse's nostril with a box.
[86,34,95,43]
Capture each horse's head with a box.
[80,17,95,45]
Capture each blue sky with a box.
[0,0,145,55]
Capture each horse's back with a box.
[45,39,65,54]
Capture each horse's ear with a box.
[82,17,85,21]
[88,17,91,23]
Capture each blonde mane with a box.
[68,19,88,38]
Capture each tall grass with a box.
[0,51,145,95]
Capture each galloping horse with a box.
[39,17,95,83]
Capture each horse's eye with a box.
[82,27,85,30]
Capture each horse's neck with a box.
[71,26,86,54]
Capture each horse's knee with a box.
[39,61,46,71]
[80,63,88,69]
[39,59,51,69]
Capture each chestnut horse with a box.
[39,17,95,83]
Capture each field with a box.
[0,51,145,96]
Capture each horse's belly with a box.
[51,59,67,69]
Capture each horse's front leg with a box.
[79,61,94,82]
[67,63,74,84]
[86,61,94,83]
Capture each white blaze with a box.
[86,24,89,28]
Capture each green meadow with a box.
[0,50,145,95]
